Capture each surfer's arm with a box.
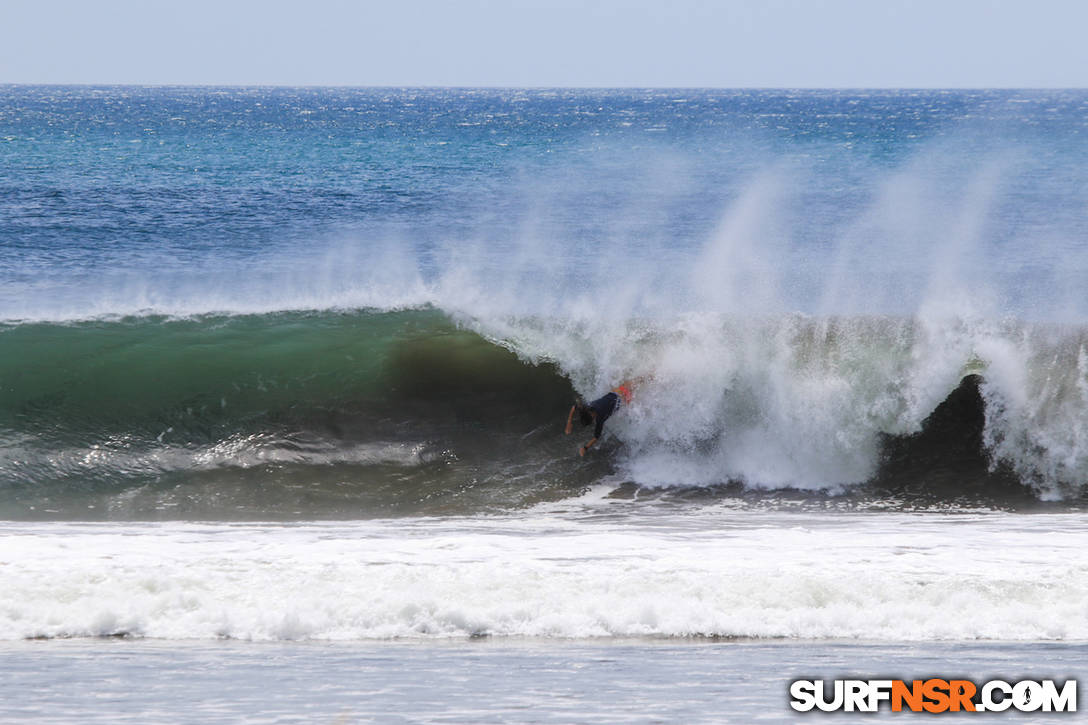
[582,418,604,455]
[565,405,576,434]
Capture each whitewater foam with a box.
[3,512,1085,641]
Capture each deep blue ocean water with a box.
[4,87,1087,319]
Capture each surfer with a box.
[565,381,636,456]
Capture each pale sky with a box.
[3,0,1087,87]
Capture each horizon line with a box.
[2,82,1086,91]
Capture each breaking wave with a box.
[2,304,1086,518]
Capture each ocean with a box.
[1,86,1086,722]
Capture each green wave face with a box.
[0,309,581,518]
[1,309,569,433]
